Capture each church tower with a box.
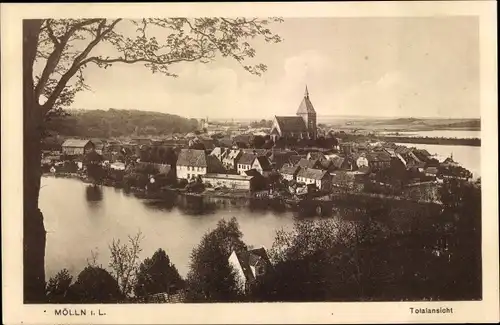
[296,85,317,139]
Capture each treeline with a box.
[45,108,199,138]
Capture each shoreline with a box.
[336,134,481,146]
[374,136,480,147]
[43,173,443,212]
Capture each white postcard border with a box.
[1,1,498,324]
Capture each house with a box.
[407,160,426,173]
[91,139,106,155]
[110,161,126,171]
[339,142,355,155]
[330,156,345,170]
[222,149,242,171]
[297,158,321,170]
[412,149,432,163]
[442,156,460,167]
[319,159,334,171]
[279,165,300,181]
[288,154,305,166]
[237,153,258,175]
[384,147,397,157]
[228,247,273,292]
[202,173,255,191]
[330,170,357,192]
[176,149,226,180]
[425,166,438,177]
[366,152,392,170]
[210,147,228,161]
[355,155,369,169]
[241,149,270,157]
[296,168,331,191]
[306,151,326,161]
[270,86,317,141]
[244,169,267,191]
[62,139,95,156]
[268,150,297,170]
[251,156,272,176]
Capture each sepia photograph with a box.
[1,1,498,324]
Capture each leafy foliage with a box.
[250,119,273,128]
[134,248,185,297]
[186,217,247,302]
[251,135,266,149]
[138,146,177,165]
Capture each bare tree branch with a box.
[34,18,105,100]
[41,19,122,114]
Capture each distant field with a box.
[317,116,481,131]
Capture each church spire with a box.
[304,85,309,98]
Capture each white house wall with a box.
[176,165,207,180]
[228,251,247,291]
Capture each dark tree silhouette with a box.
[69,266,124,303]
[45,269,73,303]
[251,135,266,149]
[83,150,104,184]
[186,218,247,302]
[134,248,184,298]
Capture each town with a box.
[41,87,474,211]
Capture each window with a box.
[187,173,190,179]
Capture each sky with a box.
[65,16,480,119]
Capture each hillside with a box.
[46,109,199,138]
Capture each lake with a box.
[40,177,296,281]
[380,130,481,139]
[394,143,481,179]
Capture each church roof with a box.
[296,86,316,114]
[275,116,307,133]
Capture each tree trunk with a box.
[23,19,46,303]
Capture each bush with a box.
[69,266,124,303]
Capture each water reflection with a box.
[84,185,103,211]
[85,185,103,203]
[177,195,217,216]
[143,200,173,211]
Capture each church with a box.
[270,86,318,142]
